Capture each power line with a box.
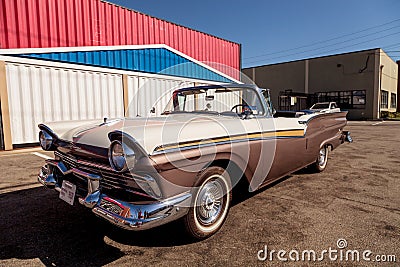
[243,17,400,60]
[309,31,400,58]
[383,42,400,49]
[245,30,400,65]
[244,24,400,63]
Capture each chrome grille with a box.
[54,151,151,200]
[55,151,113,172]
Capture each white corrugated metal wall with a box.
[2,58,224,146]
[126,79,241,116]
[127,75,195,117]
[6,63,124,144]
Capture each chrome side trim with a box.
[320,133,341,148]
[152,129,305,155]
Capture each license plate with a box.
[59,180,76,205]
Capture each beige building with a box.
[243,48,398,120]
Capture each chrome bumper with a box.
[38,160,191,230]
[341,131,353,143]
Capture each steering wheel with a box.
[231,104,251,115]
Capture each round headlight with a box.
[39,130,54,151]
[109,140,128,172]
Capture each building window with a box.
[315,90,366,109]
[381,90,388,109]
[391,93,397,109]
[352,90,366,109]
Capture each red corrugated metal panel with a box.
[88,0,97,46]
[0,0,6,48]
[124,8,131,45]
[193,31,199,61]
[97,2,107,45]
[136,12,143,45]
[105,2,112,45]
[47,0,57,47]
[164,21,170,48]
[66,0,76,47]
[131,11,138,44]
[158,19,163,46]
[75,0,84,46]
[153,18,159,44]
[120,8,127,45]
[81,0,90,46]
[16,0,27,47]
[191,30,196,58]
[112,4,118,44]
[0,0,240,78]
[27,0,39,47]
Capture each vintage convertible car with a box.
[37,84,352,239]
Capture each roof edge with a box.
[243,48,382,69]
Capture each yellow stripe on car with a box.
[154,129,305,153]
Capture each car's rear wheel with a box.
[183,166,231,240]
[313,145,329,172]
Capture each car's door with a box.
[244,116,308,191]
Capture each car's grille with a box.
[54,151,153,201]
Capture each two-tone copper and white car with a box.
[37,84,352,239]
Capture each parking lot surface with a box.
[0,121,399,266]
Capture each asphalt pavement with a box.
[0,121,399,266]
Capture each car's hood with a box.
[43,113,305,155]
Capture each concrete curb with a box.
[0,147,42,156]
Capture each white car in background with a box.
[309,102,341,113]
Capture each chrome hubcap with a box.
[318,147,327,166]
[196,178,224,226]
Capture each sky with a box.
[109,0,400,68]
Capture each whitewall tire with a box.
[183,166,232,239]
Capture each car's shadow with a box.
[0,187,125,266]
[0,175,294,266]
[0,187,209,266]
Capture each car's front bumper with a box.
[38,160,191,230]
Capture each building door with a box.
[278,91,310,111]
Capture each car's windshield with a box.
[162,86,267,116]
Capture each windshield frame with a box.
[162,84,271,117]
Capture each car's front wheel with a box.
[183,166,232,240]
